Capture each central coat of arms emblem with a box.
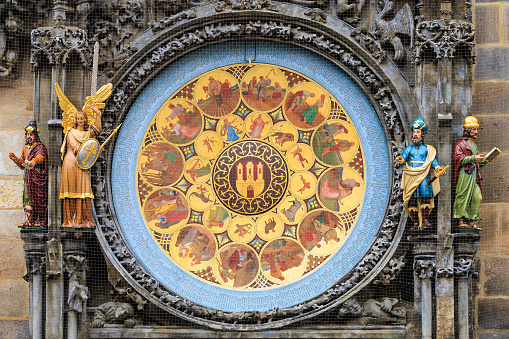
[212,140,288,215]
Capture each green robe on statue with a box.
[453,140,487,221]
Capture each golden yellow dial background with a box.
[136,63,365,290]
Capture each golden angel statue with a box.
[56,82,112,228]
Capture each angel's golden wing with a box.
[55,83,78,133]
[82,83,113,125]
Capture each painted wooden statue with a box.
[56,83,112,228]
[8,121,48,227]
[396,117,446,230]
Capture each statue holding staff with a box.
[396,117,446,230]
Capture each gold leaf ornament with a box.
[82,83,113,126]
[55,83,78,133]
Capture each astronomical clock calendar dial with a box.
[135,63,365,290]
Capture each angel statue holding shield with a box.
[56,82,112,228]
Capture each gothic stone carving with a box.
[215,0,278,12]
[92,8,407,329]
[454,257,473,277]
[351,1,413,63]
[374,254,405,285]
[414,257,435,279]
[413,20,475,64]
[31,26,88,69]
[338,298,406,325]
[90,302,137,328]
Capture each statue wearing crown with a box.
[55,83,112,228]
[396,118,446,230]
[9,121,48,227]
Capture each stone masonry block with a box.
[474,47,509,81]
[0,86,33,113]
[477,204,499,256]
[484,257,509,296]
[481,154,509,203]
[478,331,509,339]
[498,204,509,254]
[0,179,23,209]
[0,320,29,339]
[476,0,509,3]
[0,210,24,239]
[0,113,33,131]
[0,130,30,176]
[0,279,29,318]
[503,6,509,43]
[478,298,509,330]
[473,82,509,116]
[475,5,501,44]
[0,240,25,278]
[475,115,509,155]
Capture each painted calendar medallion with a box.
[133,62,367,296]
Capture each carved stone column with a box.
[454,234,480,339]
[63,231,89,339]
[412,235,436,339]
[46,236,64,339]
[20,230,47,339]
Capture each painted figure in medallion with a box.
[144,189,188,229]
[396,117,445,230]
[453,116,488,230]
[217,245,258,287]
[56,83,112,228]
[140,142,183,186]
[261,239,305,281]
[163,102,201,142]
[175,226,216,266]
[9,121,48,227]
[319,168,361,211]
[299,211,342,251]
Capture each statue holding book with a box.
[453,116,499,230]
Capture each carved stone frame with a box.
[92,3,414,330]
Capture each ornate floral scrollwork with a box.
[215,0,278,12]
[151,10,197,32]
[30,26,88,69]
[304,8,328,23]
[374,254,405,285]
[413,19,475,64]
[413,258,435,279]
[454,257,473,277]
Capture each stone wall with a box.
[473,1,509,338]
[0,55,33,337]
